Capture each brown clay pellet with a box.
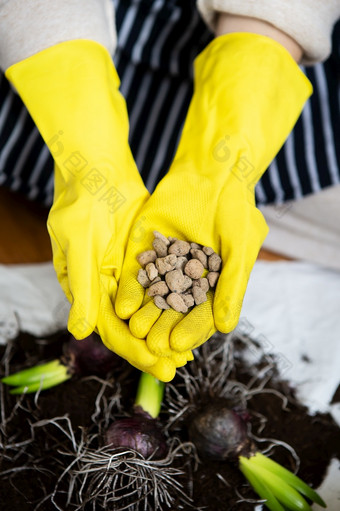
[137,269,151,288]
[152,238,168,257]
[182,275,193,292]
[202,246,214,256]
[165,270,192,293]
[190,242,201,250]
[153,231,170,246]
[193,277,209,293]
[175,256,188,271]
[181,293,195,308]
[166,293,188,313]
[192,286,207,305]
[190,248,208,268]
[147,281,169,297]
[207,271,219,288]
[145,262,158,281]
[154,295,170,310]
[137,250,157,267]
[184,259,204,279]
[155,254,177,275]
[165,269,182,293]
[208,253,222,272]
[168,240,191,256]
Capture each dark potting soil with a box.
[0,331,339,511]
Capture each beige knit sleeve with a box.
[0,0,117,71]
[196,0,340,64]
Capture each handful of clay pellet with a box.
[136,231,222,313]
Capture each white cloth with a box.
[260,184,340,271]
[311,458,340,511]
[239,260,340,419]
[0,262,69,343]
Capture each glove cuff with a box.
[174,33,312,190]
[7,38,149,217]
[5,40,131,185]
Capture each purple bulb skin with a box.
[104,407,168,460]
[62,334,121,376]
[188,403,253,461]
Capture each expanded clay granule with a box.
[137,232,222,313]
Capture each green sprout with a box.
[1,360,70,394]
[135,371,165,418]
[239,452,326,511]
[1,334,121,394]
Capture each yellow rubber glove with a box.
[115,33,312,356]
[5,39,181,380]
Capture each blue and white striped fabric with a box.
[0,0,339,207]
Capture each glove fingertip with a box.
[68,317,94,340]
[115,292,144,320]
[129,317,145,339]
[160,371,176,383]
[149,359,176,382]
[170,351,188,367]
[67,302,97,340]
[169,299,215,352]
[116,269,147,319]
[147,338,173,358]
[213,277,244,334]
[146,309,183,357]
[169,333,190,353]
[213,302,240,334]
[129,305,162,339]
[185,350,194,362]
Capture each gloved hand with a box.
[115,33,312,357]
[5,39,184,380]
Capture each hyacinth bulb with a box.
[2,333,122,394]
[62,333,121,376]
[104,407,168,459]
[188,403,253,461]
[188,402,326,511]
